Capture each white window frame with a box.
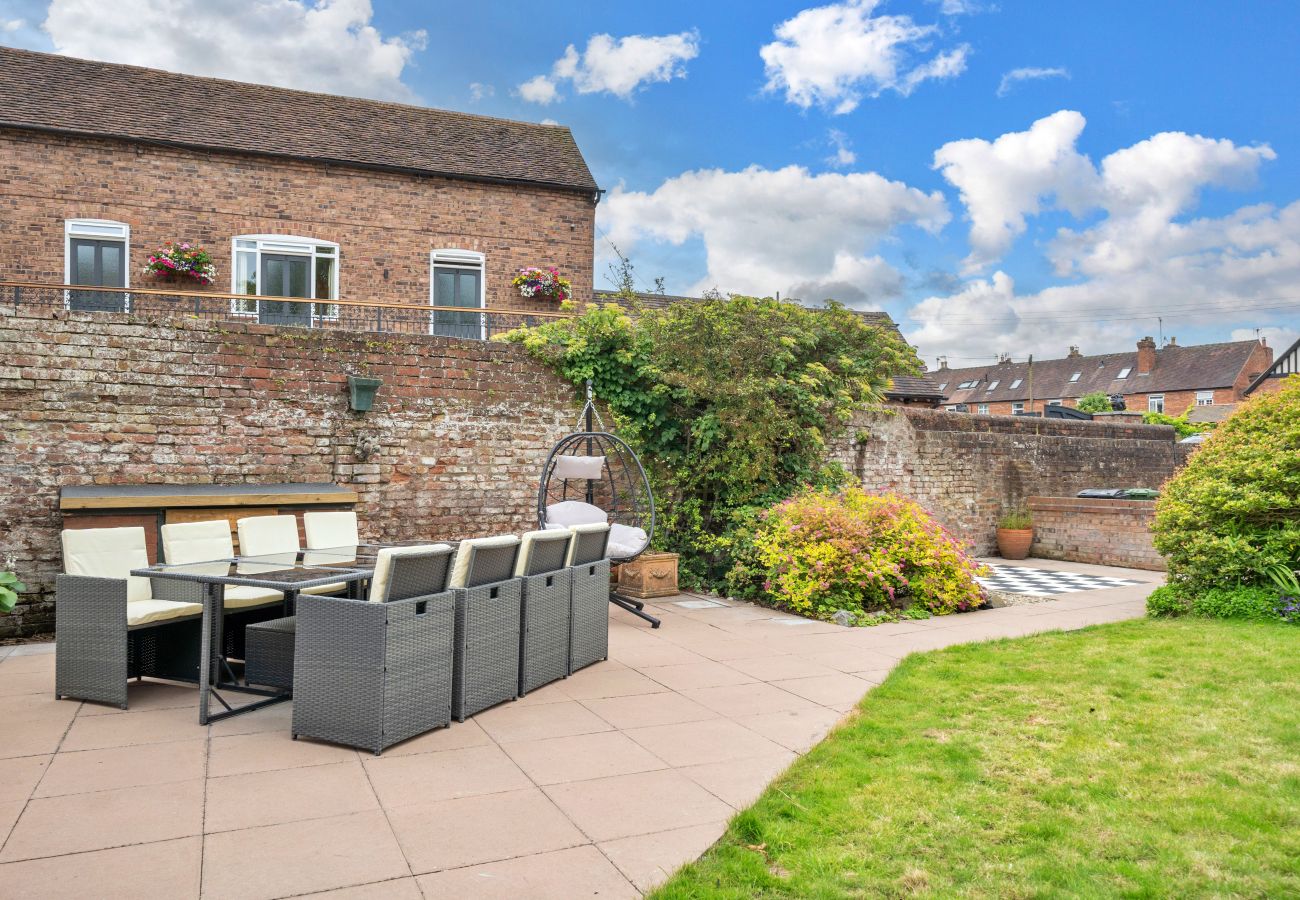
[986,380,999,391]
[1148,394,1165,413]
[1069,372,1081,382]
[1047,399,1063,406]
[64,219,130,310]
[1011,401,1025,414]
[1117,367,1132,379]
[938,382,948,391]
[976,403,990,415]
[1010,378,1023,389]
[230,235,340,321]
[1196,390,1214,406]
[430,249,487,340]
[944,405,958,412]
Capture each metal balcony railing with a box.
[1,282,571,339]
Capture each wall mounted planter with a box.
[347,375,382,412]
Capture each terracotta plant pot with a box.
[996,527,1033,560]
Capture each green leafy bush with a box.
[728,486,986,622]
[1142,410,1209,438]
[503,294,913,587]
[1190,585,1287,621]
[1076,391,1113,413]
[0,570,25,614]
[1152,376,1300,597]
[1145,584,1190,618]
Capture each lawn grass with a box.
[652,618,1300,898]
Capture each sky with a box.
[3,0,1299,368]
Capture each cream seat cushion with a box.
[369,544,453,602]
[62,526,153,603]
[236,515,300,556]
[449,535,521,589]
[552,455,606,480]
[607,523,649,559]
[127,598,202,627]
[161,520,233,565]
[514,530,573,577]
[565,523,611,566]
[546,501,607,528]
[303,511,360,550]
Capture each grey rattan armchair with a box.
[292,544,457,755]
[448,535,523,721]
[56,527,204,709]
[515,530,575,696]
[566,523,612,674]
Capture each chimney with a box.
[937,356,949,371]
[1137,336,1156,375]
[1164,336,1178,348]
[998,353,1012,365]
[1067,345,1082,359]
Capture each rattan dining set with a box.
[53,512,615,754]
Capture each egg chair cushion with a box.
[552,455,606,480]
[607,523,648,558]
[546,500,608,528]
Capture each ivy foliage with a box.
[1152,375,1300,596]
[501,295,916,585]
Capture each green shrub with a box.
[1145,584,1190,618]
[731,486,986,622]
[998,509,1032,530]
[1076,391,1113,413]
[1152,375,1300,596]
[1142,410,1209,438]
[1190,585,1288,621]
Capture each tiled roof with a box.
[1245,336,1300,394]
[939,340,1265,405]
[0,47,598,194]
[886,374,946,400]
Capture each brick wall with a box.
[0,129,595,315]
[1026,497,1163,570]
[0,306,580,638]
[834,408,1191,556]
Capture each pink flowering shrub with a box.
[739,487,986,621]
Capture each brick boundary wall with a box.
[0,306,581,638]
[833,408,1192,557]
[1026,496,1164,571]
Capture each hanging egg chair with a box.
[537,383,660,627]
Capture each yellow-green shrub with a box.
[733,487,986,621]
[1153,376,1300,595]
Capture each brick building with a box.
[1244,336,1299,398]
[0,47,598,326]
[937,336,1274,418]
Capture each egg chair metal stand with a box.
[537,384,661,628]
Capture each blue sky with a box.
[3,0,1298,365]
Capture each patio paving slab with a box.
[0,560,1157,897]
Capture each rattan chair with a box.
[515,530,575,696]
[56,526,203,709]
[161,520,285,660]
[566,523,612,674]
[448,535,522,721]
[291,544,457,755]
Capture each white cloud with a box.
[600,164,949,305]
[930,0,987,13]
[1232,326,1298,353]
[468,82,494,102]
[517,31,699,104]
[826,129,857,167]
[42,0,424,102]
[997,66,1069,97]
[912,114,1291,362]
[2,18,24,32]
[760,0,969,114]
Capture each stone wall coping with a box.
[1028,496,1157,514]
[900,406,1177,441]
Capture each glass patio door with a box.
[259,253,312,326]
[68,238,126,312]
[432,266,483,339]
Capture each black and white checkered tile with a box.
[977,564,1142,595]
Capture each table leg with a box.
[199,583,215,725]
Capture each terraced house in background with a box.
[937,335,1275,418]
[0,47,598,334]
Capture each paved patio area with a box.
[0,559,1159,899]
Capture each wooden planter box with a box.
[616,552,680,599]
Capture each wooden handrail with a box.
[0,281,575,318]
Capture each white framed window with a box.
[957,379,978,389]
[1010,378,1023,389]
[231,235,339,323]
[1011,402,1025,414]
[1149,394,1165,413]
[1117,367,1132,379]
[65,219,130,312]
[938,382,948,391]
[1196,390,1214,406]
[430,249,486,340]
[1047,399,1062,406]
[1069,372,1081,382]
[986,380,999,391]
[977,403,990,415]
[944,405,958,411]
